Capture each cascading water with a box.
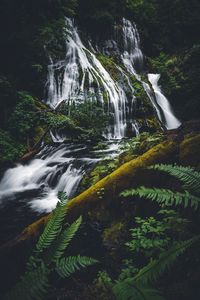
[0,144,98,212]
[0,18,181,243]
[148,74,181,130]
[121,18,144,77]
[46,18,127,139]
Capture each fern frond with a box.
[49,216,82,262]
[121,187,200,210]
[3,263,49,300]
[150,164,200,194]
[56,255,98,278]
[134,235,200,285]
[113,279,165,300]
[35,195,68,253]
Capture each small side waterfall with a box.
[148,74,181,130]
[121,18,144,76]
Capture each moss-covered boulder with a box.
[180,134,200,168]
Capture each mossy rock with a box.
[146,116,162,133]
[97,54,120,81]
[180,133,200,168]
[32,126,46,145]
[118,152,137,165]
[81,159,119,190]
[102,221,127,249]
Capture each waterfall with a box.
[148,74,181,130]
[45,17,154,138]
[0,19,181,239]
[46,18,127,139]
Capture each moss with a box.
[137,117,161,133]
[180,134,200,168]
[0,129,27,166]
[97,54,120,81]
[32,126,46,145]
[146,116,162,132]
[120,132,165,158]
[81,158,119,190]
[102,222,127,249]
[118,153,137,165]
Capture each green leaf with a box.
[113,279,165,300]
[150,164,200,194]
[3,263,49,300]
[121,187,200,210]
[134,235,200,284]
[56,255,98,278]
[35,193,68,253]
[50,216,82,262]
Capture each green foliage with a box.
[56,255,98,278]
[114,164,200,300]
[113,279,165,300]
[151,164,200,195]
[126,216,171,258]
[64,101,110,140]
[35,194,68,254]
[8,92,39,139]
[81,158,118,190]
[122,187,200,211]
[50,216,82,261]
[4,192,97,300]
[97,54,120,80]
[3,263,49,300]
[118,260,139,281]
[92,271,114,300]
[120,132,164,156]
[0,129,26,164]
[43,112,84,137]
[112,232,200,300]
[134,235,200,284]
[121,164,200,210]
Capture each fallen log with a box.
[1,139,178,251]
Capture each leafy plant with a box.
[120,132,164,156]
[8,91,40,139]
[112,233,200,300]
[121,164,200,210]
[126,216,171,258]
[3,193,98,300]
[112,164,200,300]
[0,129,26,164]
[133,235,200,285]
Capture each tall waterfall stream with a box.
[0,18,180,243]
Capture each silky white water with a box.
[0,144,95,212]
[148,74,181,130]
[46,18,127,139]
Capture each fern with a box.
[113,279,165,300]
[113,235,200,300]
[56,255,98,278]
[4,192,97,299]
[3,263,49,300]
[150,164,200,194]
[35,193,68,253]
[133,235,200,284]
[50,216,82,262]
[121,187,200,210]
